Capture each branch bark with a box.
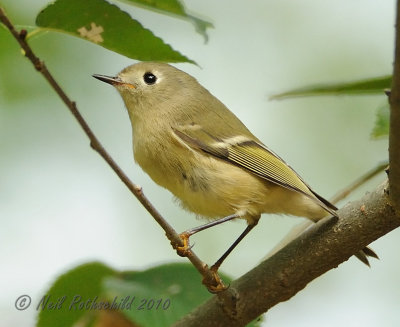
[389,1,400,213]
[173,181,399,326]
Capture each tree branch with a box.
[389,1,400,213]
[0,7,223,291]
[263,162,388,261]
[173,181,399,326]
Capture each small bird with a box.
[93,62,376,276]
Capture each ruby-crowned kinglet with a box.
[93,62,376,268]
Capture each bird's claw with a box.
[172,232,193,257]
[202,266,228,293]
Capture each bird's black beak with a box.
[92,74,135,89]
[92,74,121,85]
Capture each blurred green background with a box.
[0,0,398,326]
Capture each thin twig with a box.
[0,7,222,291]
[330,161,388,205]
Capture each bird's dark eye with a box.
[143,72,157,85]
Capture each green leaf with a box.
[371,103,390,139]
[102,263,222,327]
[103,263,261,327]
[124,0,186,15]
[271,75,392,100]
[118,0,213,42]
[35,0,194,63]
[36,262,115,327]
[36,262,261,326]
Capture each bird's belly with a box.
[134,144,257,218]
[134,143,327,222]
[153,156,271,220]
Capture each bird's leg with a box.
[172,214,259,293]
[203,221,259,293]
[173,214,239,257]
[210,220,258,272]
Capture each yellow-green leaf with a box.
[271,75,391,100]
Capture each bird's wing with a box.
[173,126,337,216]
